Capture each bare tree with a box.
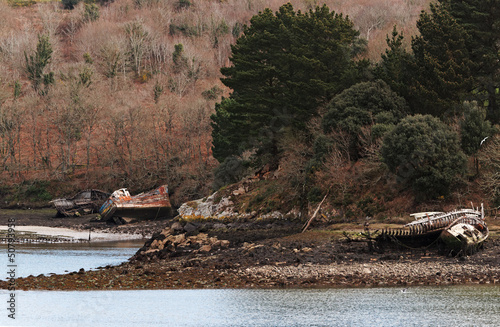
[38,3,61,39]
[125,19,151,77]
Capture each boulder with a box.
[232,187,246,196]
[184,222,198,234]
[213,223,227,230]
[199,245,212,253]
[171,222,184,233]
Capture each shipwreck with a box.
[50,189,110,217]
[99,185,173,223]
[378,204,488,255]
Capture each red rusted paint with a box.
[100,185,172,221]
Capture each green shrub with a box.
[322,80,408,159]
[212,156,250,190]
[175,0,191,11]
[306,186,324,203]
[83,3,100,22]
[381,114,467,200]
[201,86,223,100]
[62,0,81,10]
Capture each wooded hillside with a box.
[1,0,498,219]
[0,0,430,205]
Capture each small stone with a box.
[197,233,209,241]
[160,228,172,236]
[232,187,246,196]
[174,234,186,245]
[199,245,212,253]
[171,222,183,232]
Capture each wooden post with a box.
[302,191,329,233]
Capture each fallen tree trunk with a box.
[302,191,329,233]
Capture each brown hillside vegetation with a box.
[0,0,439,208]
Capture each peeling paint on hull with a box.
[440,218,489,254]
[99,185,172,221]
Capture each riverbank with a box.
[0,208,169,239]
[2,219,499,290]
[0,209,499,290]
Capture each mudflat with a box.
[1,209,499,290]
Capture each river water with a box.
[0,243,499,326]
[0,241,143,278]
[0,286,498,326]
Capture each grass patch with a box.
[0,180,53,208]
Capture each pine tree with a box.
[439,0,500,123]
[408,3,474,118]
[375,27,413,101]
[211,3,366,163]
[24,34,54,96]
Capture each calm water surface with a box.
[0,241,143,278]
[0,286,498,327]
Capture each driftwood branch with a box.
[343,231,353,241]
[302,191,329,233]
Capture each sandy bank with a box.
[0,225,145,242]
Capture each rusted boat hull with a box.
[50,189,110,217]
[99,185,172,221]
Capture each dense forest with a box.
[0,0,499,219]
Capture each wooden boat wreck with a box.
[50,189,110,217]
[99,185,173,222]
[440,217,488,254]
[378,204,488,255]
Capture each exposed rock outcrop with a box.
[132,225,230,261]
[177,191,301,221]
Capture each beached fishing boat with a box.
[378,204,488,253]
[440,216,489,254]
[50,189,110,217]
[99,185,173,222]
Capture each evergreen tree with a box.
[460,102,494,157]
[460,102,495,174]
[439,0,500,123]
[381,115,467,200]
[322,80,408,159]
[210,3,366,163]
[375,27,412,97]
[24,34,54,96]
[408,3,475,118]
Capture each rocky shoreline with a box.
[1,216,499,290]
